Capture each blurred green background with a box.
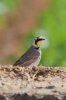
[0,0,66,67]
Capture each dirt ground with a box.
[0,65,66,100]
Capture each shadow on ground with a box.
[0,93,66,100]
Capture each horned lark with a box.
[13,36,45,67]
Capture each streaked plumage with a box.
[13,36,45,67]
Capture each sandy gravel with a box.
[0,65,66,100]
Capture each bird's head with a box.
[33,36,45,48]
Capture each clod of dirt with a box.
[0,65,66,100]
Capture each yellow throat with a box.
[37,40,44,47]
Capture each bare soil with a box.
[0,65,66,100]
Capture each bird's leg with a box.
[25,72,31,82]
[33,70,39,80]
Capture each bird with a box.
[13,36,45,67]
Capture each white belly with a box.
[30,50,41,67]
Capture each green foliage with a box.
[23,0,66,67]
[2,0,19,11]
[0,0,19,27]
[1,0,66,67]
[0,16,6,26]
[39,0,66,66]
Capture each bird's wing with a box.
[13,47,40,66]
